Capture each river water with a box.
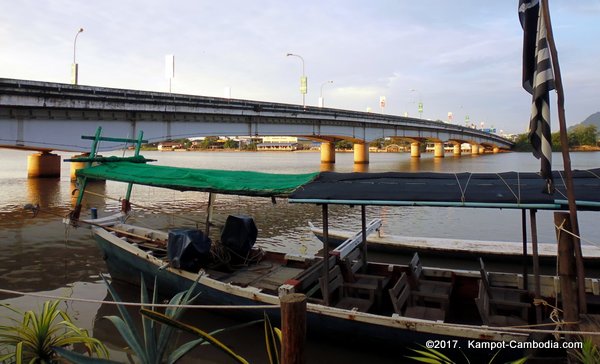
[1,149,599,362]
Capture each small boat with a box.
[308,220,600,265]
[66,128,600,358]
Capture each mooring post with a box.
[554,212,579,335]
[281,293,307,364]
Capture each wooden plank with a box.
[331,219,382,259]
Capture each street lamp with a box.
[409,89,423,118]
[72,27,84,85]
[319,80,333,107]
[286,53,306,107]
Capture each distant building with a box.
[262,136,298,143]
[256,142,300,151]
[157,141,184,151]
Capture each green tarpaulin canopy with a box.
[76,162,318,197]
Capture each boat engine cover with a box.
[220,215,257,258]
[167,228,211,272]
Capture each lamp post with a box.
[286,53,306,107]
[72,27,84,85]
[319,80,333,107]
[409,89,423,118]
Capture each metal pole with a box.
[521,209,528,291]
[360,205,367,273]
[530,209,542,324]
[322,204,329,305]
[72,28,84,85]
[540,0,586,312]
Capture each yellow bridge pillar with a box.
[410,142,421,158]
[453,143,462,156]
[479,146,485,154]
[27,152,61,178]
[69,153,90,181]
[493,147,500,154]
[471,144,480,155]
[320,142,336,164]
[433,142,445,158]
[353,142,369,164]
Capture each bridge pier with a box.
[479,146,485,154]
[320,142,335,164]
[493,147,500,154]
[353,142,369,164]
[471,144,480,155]
[433,142,445,158]
[410,142,421,158]
[27,152,61,178]
[70,153,90,181]
[452,143,462,156]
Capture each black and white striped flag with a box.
[519,0,555,194]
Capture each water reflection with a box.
[26,177,61,208]
[319,162,334,172]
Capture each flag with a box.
[519,0,555,194]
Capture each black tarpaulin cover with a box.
[289,169,600,210]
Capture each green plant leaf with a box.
[140,308,249,364]
[139,275,157,361]
[264,312,280,364]
[53,346,120,364]
[167,337,205,364]
[101,274,146,361]
[103,315,147,362]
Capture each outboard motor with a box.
[167,228,211,272]
[220,215,257,261]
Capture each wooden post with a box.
[281,293,307,364]
[541,0,586,312]
[554,212,578,333]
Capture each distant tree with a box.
[335,140,353,150]
[569,125,597,146]
[241,142,257,151]
[199,136,219,149]
[223,139,239,149]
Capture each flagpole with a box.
[540,0,586,313]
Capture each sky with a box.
[1,1,599,134]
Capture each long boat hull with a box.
[91,223,588,353]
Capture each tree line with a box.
[513,124,598,151]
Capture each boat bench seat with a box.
[319,265,373,312]
[475,280,528,326]
[408,253,453,311]
[338,248,389,307]
[479,257,529,320]
[389,273,445,321]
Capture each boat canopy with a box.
[75,160,600,210]
[289,169,600,210]
[75,162,319,197]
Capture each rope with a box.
[0,288,279,310]
[453,172,472,204]
[554,219,600,247]
[82,190,200,225]
[585,169,600,180]
[554,171,569,201]
[495,172,519,203]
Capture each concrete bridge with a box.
[0,78,513,177]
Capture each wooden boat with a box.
[66,128,600,357]
[308,220,600,265]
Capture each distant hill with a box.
[569,112,600,130]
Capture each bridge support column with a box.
[471,144,479,155]
[320,142,335,164]
[453,143,462,156]
[493,147,500,154]
[70,153,90,181]
[479,146,485,154]
[434,142,445,158]
[410,142,421,158]
[353,142,369,164]
[27,152,61,178]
